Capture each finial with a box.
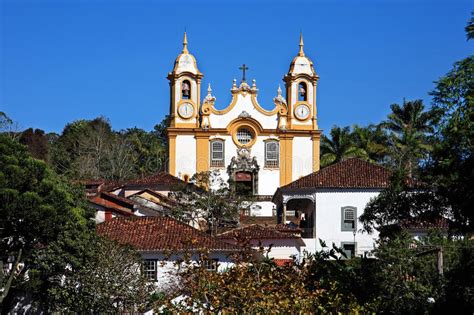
[277,84,282,96]
[232,79,237,87]
[252,79,256,88]
[182,31,189,54]
[298,32,305,56]
[207,83,212,95]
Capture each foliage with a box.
[466,12,474,40]
[0,134,94,310]
[50,116,168,180]
[171,171,250,235]
[320,126,368,167]
[36,236,153,313]
[158,246,375,313]
[381,99,435,178]
[19,128,51,162]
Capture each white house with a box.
[272,158,394,258]
[96,216,241,291]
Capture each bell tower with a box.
[284,33,319,131]
[167,32,203,128]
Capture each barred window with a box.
[210,140,224,167]
[143,259,157,281]
[203,259,219,271]
[236,128,253,145]
[265,141,279,168]
[341,207,357,231]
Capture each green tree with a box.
[381,99,435,178]
[0,134,94,310]
[320,126,368,167]
[19,128,51,162]
[466,12,474,40]
[172,171,250,235]
[37,236,153,313]
[428,54,474,232]
[352,124,389,164]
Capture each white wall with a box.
[292,136,313,181]
[141,252,234,292]
[209,93,279,129]
[175,135,196,178]
[312,189,380,256]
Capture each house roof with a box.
[281,159,393,191]
[97,216,241,252]
[127,188,179,207]
[217,224,301,240]
[122,172,187,188]
[400,217,450,231]
[89,193,134,217]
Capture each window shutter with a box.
[344,208,355,221]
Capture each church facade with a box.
[167,33,321,216]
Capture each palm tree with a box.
[382,99,435,178]
[352,124,389,164]
[320,126,368,167]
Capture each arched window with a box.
[181,80,191,100]
[298,82,307,102]
[210,139,225,167]
[265,141,279,168]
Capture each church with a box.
[166,32,321,217]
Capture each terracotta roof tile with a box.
[217,224,300,240]
[281,158,393,190]
[97,216,241,252]
[274,259,294,266]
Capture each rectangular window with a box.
[203,259,219,271]
[143,259,157,281]
[341,207,357,231]
[341,242,356,259]
[210,140,225,167]
[265,141,279,168]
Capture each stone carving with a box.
[238,111,251,118]
[228,147,260,175]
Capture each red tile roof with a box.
[281,159,393,190]
[123,172,186,187]
[401,217,450,231]
[97,216,241,252]
[217,224,301,240]
[89,195,134,217]
[274,259,294,266]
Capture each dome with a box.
[172,32,201,75]
[288,34,317,76]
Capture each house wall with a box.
[310,189,380,256]
[249,239,303,261]
[141,252,234,292]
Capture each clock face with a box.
[178,103,194,119]
[295,104,310,120]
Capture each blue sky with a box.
[1,0,472,134]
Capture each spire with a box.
[298,32,305,57]
[182,31,189,54]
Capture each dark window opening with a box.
[182,80,191,100]
[298,82,307,101]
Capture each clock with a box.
[294,104,310,120]
[178,102,194,119]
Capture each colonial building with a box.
[167,33,321,216]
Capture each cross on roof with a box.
[239,64,249,82]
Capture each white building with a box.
[273,158,391,258]
[97,216,240,291]
[166,32,321,217]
